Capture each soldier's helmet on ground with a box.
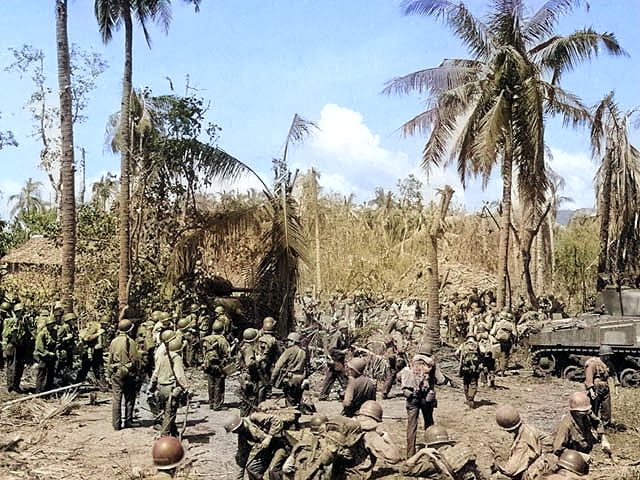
[168,337,183,352]
[262,317,276,332]
[0,301,12,311]
[242,328,259,343]
[224,414,243,433]
[287,332,302,344]
[357,400,383,422]
[347,358,367,375]
[309,414,329,433]
[598,345,613,357]
[568,391,591,412]
[495,404,521,431]
[117,319,134,332]
[557,449,589,475]
[160,330,176,343]
[212,320,224,334]
[425,425,454,447]
[152,436,185,471]
[62,312,77,323]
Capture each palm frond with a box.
[523,0,586,45]
[382,60,481,97]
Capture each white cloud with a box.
[548,147,596,209]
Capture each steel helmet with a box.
[152,436,184,471]
[287,332,302,344]
[157,312,171,323]
[568,391,591,412]
[45,315,57,326]
[262,317,276,332]
[151,311,163,321]
[160,329,176,343]
[214,306,225,315]
[495,404,521,431]
[466,333,477,342]
[212,320,224,333]
[357,400,383,422]
[599,345,613,356]
[309,414,328,432]
[224,414,243,433]
[13,303,24,312]
[0,301,11,311]
[425,425,453,447]
[177,318,191,330]
[63,312,77,322]
[347,357,367,375]
[242,328,259,343]
[557,449,589,475]
[118,319,133,332]
[168,337,184,352]
[53,301,64,313]
[189,303,200,312]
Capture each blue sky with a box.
[0,0,638,221]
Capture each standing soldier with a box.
[107,319,141,430]
[319,321,350,401]
[238,327,262,416]
[381,334,406,399]
[136,314,157,377]
[400,353,438,457]
[76,316,107,384]
[301,287,319,327]
[197,304,213,338]
[256,316,282,399]
[341,357,376,418]
[34,315,58,393]
[491,311,516,376]
[0,300,12,370]
[2,303,32,393]
[56,312,78,386]
[585,345,614,427]
[176,316,199,368]
[457,334,483,408]
[149,336,190,437]
[271,332,308,407]
[201,320,231,410]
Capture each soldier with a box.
[76,316,107,384]
[354,400,402,471]
[201,320,231,410]
[150,436,185,479]
[457,333,483,408]
[341,357,376,418]
[381,334,406,399]
[176,316,199,368]
[491,312,516,376]
[301,287,319,327]
[584,345,613,427]
[136,313,157,377]
[213,305,233,337]
[149,336,190,437]
[476,323,496,388]
[318,321,349,401]
[224,411,287,480]
[34,315,58,393]
[107,319,141,430]
[400,353,438,457]
[2,302,32,393]
[152,311,173,345]
[553,391,602,457]
[271,332,309,407]
[56,312,78,386]
[256,316,282,399]
[492,404,554,479]
[540,449,589,479]
[403,424,482,479]
[238,327,263,416]
[0,300,12,370]
[282,414,331,479]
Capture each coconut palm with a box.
[384,0,625,310]
[9,178,47,218]
[56,0,77,313]
[590,92,640,288]
[94,0,201,314]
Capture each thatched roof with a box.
[1,236,62,266]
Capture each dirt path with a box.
[1,366,638,479]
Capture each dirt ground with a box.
[1,357,639,480]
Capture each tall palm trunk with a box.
[118,4,133,316]
[423,185,454,348]
[56,0,76,313]
[497,138,513,310]
[597,151,613,289]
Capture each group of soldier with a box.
[1,289,615,479]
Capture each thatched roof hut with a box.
[1,236,62,271]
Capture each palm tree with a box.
[590,92,640,289]
[94,0,201,315]
[9,178,47,218]
[56,0,77,313]
[384,0,625,309]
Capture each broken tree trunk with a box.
[0,382,86,410]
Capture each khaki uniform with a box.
[151,347,189,437]
[342,375,376,417]
[202,333,230,409]
[403,442,481,479]
[584,357,611,425]
[495,423,553,479]
[238,341,264,416]
[319,329,348,399]
[553,412,600,455]
[108,332,141,430]
[56,321,76,385]
[76,321,106,383]
[34,325,57,392]
[233,412,286,480]
[2,314,32,392]
[271,344,308,406]
[458,339,482,407]
[491,318,515,374]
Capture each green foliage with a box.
[554,216,599,312]
[10,209,59,244]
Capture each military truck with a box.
[528,286,640,387]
